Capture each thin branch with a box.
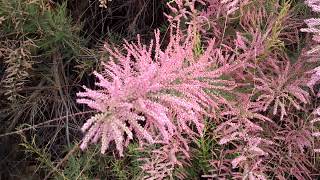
[0,111,94,138]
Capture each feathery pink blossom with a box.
[77,27,236,155]
[254,59,310,120]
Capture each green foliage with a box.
[0,0,82,50]
[18,131,145,179]
[50,143,143,180]
[183,120,218,179]
[20,134,67,179]
[0,1,94,178]
[0,0,86,101]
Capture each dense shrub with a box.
[1,0,320,179]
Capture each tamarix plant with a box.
[76,26,238,156]
[302,0,320,153]
[75,0,320,179]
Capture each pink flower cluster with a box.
[77,28,236,156]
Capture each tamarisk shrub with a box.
[76,26,238,156]
[301,0,320,153]
[74,0,320,179]
[214,94,272,179]
[254,59,310,120]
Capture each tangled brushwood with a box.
[1,0,320,179]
